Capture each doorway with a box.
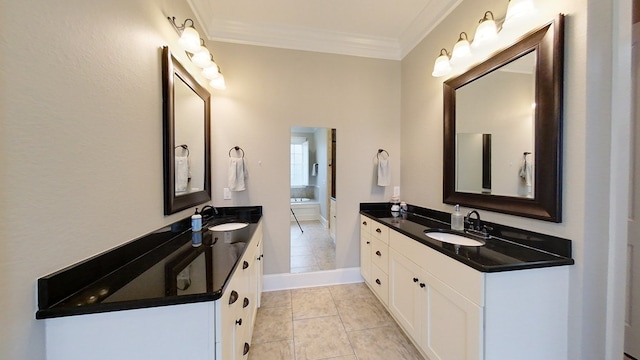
[289,127,336,273]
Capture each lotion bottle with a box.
[451,204,464,231]
[191,208,202,232]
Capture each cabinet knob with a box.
[376,228,382,233]
[366,241,370,244]
[420,283,426,288]
[243,297,250,308]
[235,318,243,326]
[375,250,382,256]
[243,260,249,269]
[362,221,367,226]
[375,278,381,285]
[229,290,238,305]
[243,342,250,356]
[413,277,419,283]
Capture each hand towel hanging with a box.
[376,150,391,186]
[228,157,248,191]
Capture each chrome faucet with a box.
[200,205,219,219]
[464,210,493,239]
[465,210,481,230]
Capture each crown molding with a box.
[398,0,464,58]
[204,19,403,60]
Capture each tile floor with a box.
[248,282,424,360]
[290,221,336,273]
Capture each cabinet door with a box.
[422,273,483,360]
[360,231,372,284]
[388,248,424,340]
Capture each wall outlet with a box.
[223,188,232,200]
[393,186,400,197]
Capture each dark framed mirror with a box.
[443,15,564,222]
[162,46,211,215]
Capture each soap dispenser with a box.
[451,204,464,231]
[191,208,202,232]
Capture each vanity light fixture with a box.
[472,11,499,48]
[168,17,226,90]
[431,48,452,77]
[450,32,472,64]
[503,0,536,29]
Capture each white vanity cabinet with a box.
[361,217,570,360]
[360,215,389,305]
[44,221,264,360]
[389,231,483,360]
[217,221,263,360]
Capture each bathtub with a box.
[290,198,320,221]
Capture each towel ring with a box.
[229,146,245,158]
[175,144,189,157]
[377,149,389,159]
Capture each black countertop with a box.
[36,206,262,319]
[360,204,574,273]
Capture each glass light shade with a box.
[431,50,452,77]
[472,17,498,48]
[202,63,220,80]
[210,74,226,90]
[450,33,471,63]
[179,26,202,53]
[191,48,212,68]
[503,0,535,28]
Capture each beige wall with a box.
[401,0,622,358]
[1,1,400,358]
[206,42,400,275]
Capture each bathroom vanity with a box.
[360,203,574,360]
[36,206,263,360]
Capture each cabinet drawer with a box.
[360,215,372,234]
[371,237,389,274]
[390,230,484,306]
[370,220,389,244]
[371,265,389,306]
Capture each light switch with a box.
[393,186,400,197]
[223,188,232,200]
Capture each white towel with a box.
[518,161,532,196]
[175,156,189,193]
[377,157,391,186]
[311,163,318,176]
[228,158,248,191]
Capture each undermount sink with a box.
[424,231,485,247]
[208,222,249,232]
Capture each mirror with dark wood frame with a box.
[162,46,212,215]
[443,15,564,222]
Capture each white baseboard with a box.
[262,267,363,292]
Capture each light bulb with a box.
[191,48,212,68]
[472,11,498,49]
[450,32,471,64]
[503,0,535,29]
[179,26,202,53]
[431,49,452,77]
[202,63,220,80]
[210,74,226,90]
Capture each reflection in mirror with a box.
[162,46,211,215]
[290,127,336,273]
[173,74,206,195]
[443,15,564,222]
[455,52,535,198]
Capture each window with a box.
[291,137,309,186]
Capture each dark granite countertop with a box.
[36,206,262,319]
[360,203,574,273]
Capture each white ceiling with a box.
[188,0,463,60]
